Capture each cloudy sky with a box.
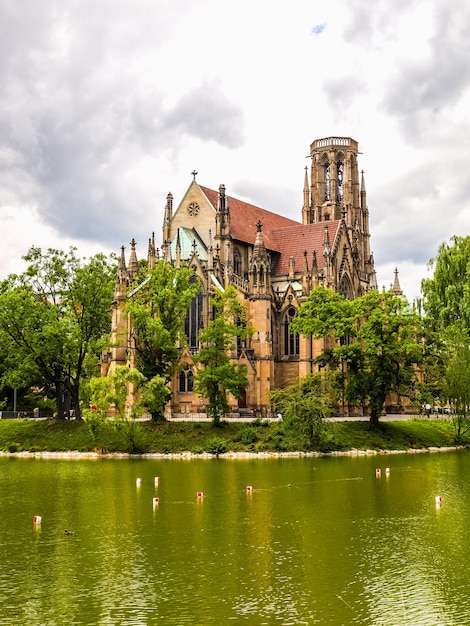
[1,0,469,302]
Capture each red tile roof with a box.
[200,186,299,252]
[271,221,341,274]
[199,185,341,276]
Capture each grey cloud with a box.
[382,3,470,139]
[163,86,245,149]
[0,0,241,249]
[343,0,416,45]
[370,156,470,268]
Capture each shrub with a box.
[206,437,227,455]
[238,426,258,445]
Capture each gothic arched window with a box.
[339,275,353,300]
[184,278,203,351]
[324,162,331,201]
[336,161,344,202]
[179,367,194,393]
[233,248,241,275]
[283,306,299,357]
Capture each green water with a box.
[1,452,469,625]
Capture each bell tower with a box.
[307,136,360,225]
[306,136,374,291]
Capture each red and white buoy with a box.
[33,515,42,525]
[375,468,381,478]
[246,485,253,493]
[155,476,160,487]
[153,497,160,506]
[136,478,142,487]
[435,495,443,507]
[197,491,204,500]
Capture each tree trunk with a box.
[369,407,380,429]
[54,377,64,419]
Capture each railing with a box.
[231,274,250,292]
[314,137,351,148]
[0,411,51,419]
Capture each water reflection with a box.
[1,453,470,624]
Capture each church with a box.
[105,136,384,418]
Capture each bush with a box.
[206,437,227,455]
[237,426,258,445]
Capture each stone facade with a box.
[104,136,379,418]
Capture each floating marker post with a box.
[246,486,253,493]
[435,495,443,507]
[33,516,42,525]
[385,468,390,475]
[197,491,204,500]
[153,497,159,507]
[136,478,142,487]
[375,469,381,478]
[155,477,160,487]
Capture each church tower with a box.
[305,136,375,293]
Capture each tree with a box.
[140,374,171,422]
[439,327,470,442]
[421,235,470,331]
[422,236,470,440]
[0,247,115,419]
[194,287,248,425]
[122,260,199,421]
[126,260,199,380]
[85,366,146,452]
[292,286,424,428]
[270,373,336,449]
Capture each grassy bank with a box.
[0,417,467,456]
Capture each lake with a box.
[1,451,469,625]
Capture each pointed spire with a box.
[302,166,310,225]
[163,193,173,242]
[252,220,268,260]
[208,229,213,269]
[119,245,126,272]
[147,232,156,269]
[312,250,318,272]
[323,224,331,256]
[127,239,139,276]
[175,229,181,268]
[218,184,227,213]
[114,245,127,297]
[392,267,403,296]
[360,170,367,210]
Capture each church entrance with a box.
[238,389,247,409]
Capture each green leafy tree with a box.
[0,247,115,419]
[194,287,248,425]
[292,286,424,428]
[140,374,171,422]
[440,327,470,442]
[270,373,336,449]
[125,260,199,381]
[422,236,470,440]
[85,366,146,452]
[421,235,470,331]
